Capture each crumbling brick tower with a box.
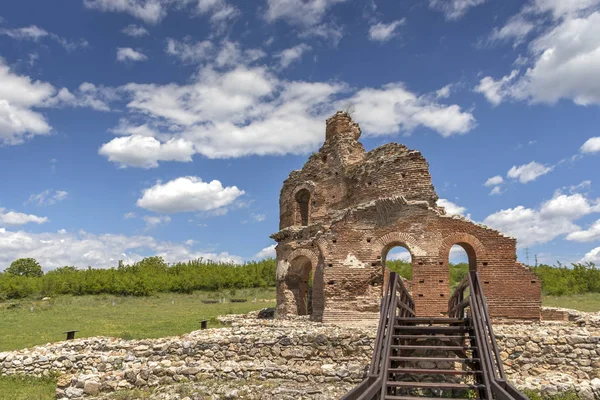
[271,111,541,324]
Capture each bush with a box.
[6,258,43,278]
[0,257,276,300]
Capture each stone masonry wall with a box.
[1,312,599,399]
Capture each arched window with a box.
[286,256,313,315]
[295,189,311,226]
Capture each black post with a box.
[64,330,78,340]
[200,320,208,330]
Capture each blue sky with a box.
[1,0,600,271]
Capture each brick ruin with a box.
[271,111,542,324]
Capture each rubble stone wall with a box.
[1,314,599,399]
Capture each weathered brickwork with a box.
[271,112,542,323]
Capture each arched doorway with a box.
[382,244,413,294]
[448,243,477,290]
[285,255,313,315]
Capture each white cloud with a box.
[479,6,600,106]
[83,0,168,24]
[166,38,213,63]
[196,0,239,30]
[474,70,519,106]
[251,213,266,222]
[143,214,171,228]
[0,227,243,270]
[0,24,88,50]
[484,175,504,186]
[0,209,48,226]
[276,44,311,68]
[581,246,600,263]
[265,0,348,43]
[265,0,347,27]
[122,24,149,37]
[26,190,69,206]
[429,0,486,20]
[490,186,503,195]
[368,19,405,42]
[117,47,148,63]
[489,16,535,45]
[137,176,245,213]
[124,212,136,219]
[483,191,600,247]
[349,83,476,137]
[436,84,452,99]
[387,249,411,261]
[253,244,276,260]
[581,137,600,153]
[437,198,467,216]
[507,161,553,183]
[99,135,195,168]
[0,25,49,40]
[567,219,600,242]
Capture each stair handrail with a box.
[449,272,529,400]
[341,272,415,400]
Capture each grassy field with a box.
[0,288,276,352]
[542,292,600,312]
[0,375,56,400]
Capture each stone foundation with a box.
[0,310,599,399]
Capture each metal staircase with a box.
[341,272,528,400]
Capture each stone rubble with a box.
[0,310,599,399]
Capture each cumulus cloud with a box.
[143,215,171,229]
[276,44,311,69]
[166,38,213,63]
[437,198,467,217]
[99,135,195,168]
[253,244,276,260]
[368,19,405,42]
[349,83,476,137]
[478,3,600,106]
[581,246,600,263]
[137,176,245,214]
[581,137,600,154]
[507,161,553,183]
[567,219,600,242]
[0,227,243,270]
[26,189,69,206]
[116,47,148,62]
[484,175,504,187]
[196,0,239,30]
[0,208,48,226]
[429,0,486,20]
[122,24,149,37]
[483,191,600,247]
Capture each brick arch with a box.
[438,232,487,271]
[285,248,320,268]
[373,232,427,261]
[314,237,330,260]
[292,182,316,226]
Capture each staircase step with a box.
[391,345,476,351]
[388,368,482,375]
[396,318,467,325]
[389,356,479,363]
[394,326,471,334]
[386,381,485,389]
[392,335,474,340]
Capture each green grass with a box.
[542,292,600,312]
[0,375,56,400]
[0,288,275,352]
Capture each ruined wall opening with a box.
[382,244,413,292]
[285,255,313,315]
[295,189,311,226]
[449,243,477,291]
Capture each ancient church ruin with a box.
[271,111,541,324]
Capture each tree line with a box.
[0,257,276,300]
